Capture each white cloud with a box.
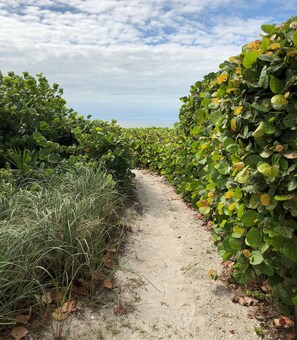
[0,0,296,125]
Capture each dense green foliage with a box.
[128,16,297,309]
[0,71,132,183]
[0,71,133,326]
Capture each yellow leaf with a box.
[234,106,243,116]
[229,202,237,211]
[234,162,245,170]
[230,118,237,132]
[212,97,220,105]
[218,202,224,215]
[225,191,234,199]
[226,88,235,93]
[208,192,214,198]
[242,249,251,258]
[216,72,228,84]
[270,42,280,50]
[261,194,271,206]
[208,268,218,280]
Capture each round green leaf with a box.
[271,95,287,110]
[283,241,297,262]
[216,161,230,175]
[257,163,279,177]
[249,251,264,265]
[243,51,259,69]
[245,155,262,169]
[241,211,259,227]
[245,227,262,248]
[269,75,285,94]
[261,24,276,34]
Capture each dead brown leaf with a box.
[61,300,76,313]
[52,307,68,322]
[41,291,53,304]
[223,260,234,268]
[274,316,294,329]
[232,295,258,306]
[15,308,32,324]
[103,280,113,289]
[113,303,127,315]
[11,326,28,340]
[103,255,113,269]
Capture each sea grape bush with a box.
[179,16,297,308]
[0,71,132,184]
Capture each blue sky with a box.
[0,1,296,127]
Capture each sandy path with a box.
[102,169,260,339]
[42,169,260,339]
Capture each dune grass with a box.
[0,165,125,325]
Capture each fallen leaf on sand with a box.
[103,280,113,289]
[11,326,28,340]
[232,295,258,306]
[273,316,294,329]
[61,300,77,313]
[52,307,68,321]
[113,303,127,315]
[207,269,218,280]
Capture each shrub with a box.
[178,16,297,308]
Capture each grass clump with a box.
[0,164,124,325]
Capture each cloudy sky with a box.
[0,1,296,126]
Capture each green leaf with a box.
[252,121,265,138]
[262,37,270,52]
[292,295,297,306]
[249,251,264,265]
[288,179,297,191]
[241,210,259,227]
[269,75,285,94]
[226,144,239,153]
[235,168,250,184]
[283,113,297,128]
[283,241,297,262]
[245,155,262,169]
[39,121,48,130]
[257,163,279,177]
[209,110,221,125]
[274,194,295,201]
[243,51,259,69]
[271,94,287,110]
[233,267,256,284]
[293,31,297,48]
[261,24,276,34]
[258,66,269,88]
[216,161,230,175]
[245,227,262,248]
[262,122,276,135]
